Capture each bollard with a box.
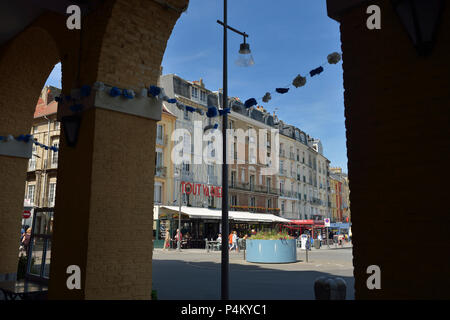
[314,276,347,300]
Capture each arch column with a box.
[47,0,188,300]
[328,0,450,299]
[0,0,188,299]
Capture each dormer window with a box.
[191,87,198,99]
[200,90,207,103]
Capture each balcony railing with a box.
[181,170,193,180]
[155,166,167,177]
[207,176,218,185]
[43,159,58,170]
[156,134,168,146]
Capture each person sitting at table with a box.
[216,233,222,242]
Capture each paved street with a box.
[152,245,354,300]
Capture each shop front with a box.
[154,206,290,248]
[282,219,326,239]
[329,222,351,235]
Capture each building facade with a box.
[227,102,279,215]
[159,73,334,222]
[24,86,61,211]
[276,120,331,220]
[330,167,350,223]
[160,74,223,209]
[154,104,177,206]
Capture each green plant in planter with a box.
[250,230,294,240]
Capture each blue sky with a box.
[45,0,347,172]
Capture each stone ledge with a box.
[0,139,32,159]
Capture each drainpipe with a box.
[41,115,51,207]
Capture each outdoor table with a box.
[207,241,221,251]
[0,280,48,300]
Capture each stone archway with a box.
[0,25,61,282]
[1,0,449,300]
[0,0,188,299]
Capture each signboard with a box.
[324,218,331,227]
[181,181,222,198]
[23,210,31,219]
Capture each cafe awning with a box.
[157,206,290,223]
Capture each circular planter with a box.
[246,239,297,263]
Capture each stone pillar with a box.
[327,0,450,299]
[48,104,158,299]
[46,0,188,299]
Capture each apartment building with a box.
[24,86,61,210]
[227,102,279,214]
[159,73,332,221]
[276,121,331,220]
[154,104,177,206]
[330,167,351,222]
[160,74,223,208]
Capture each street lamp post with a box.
[217,0,253,301]
[177,173,182,251]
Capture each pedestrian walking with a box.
[175,229,182,249]
[232,231,239,252]
[318,233,322,247]
[21,228,31,255]
[163,229,171,251]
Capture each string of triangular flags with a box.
[242,52,342,108]
[0,134,59,152]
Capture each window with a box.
[54,121,60,131]
[208,195,215,207]
[231,171,236,187]
[156,124,164,144]
[48,183,56,207]
[250,197,256,207]
[281,201,285,213]
[200,90,207,102]
[267,198,272,208]
[231,195,237,206]
[184,108,190,120]
[207,164,215,182]
[207,140,215,157]
[27,185,35,204]
[52,142,59,165]
[241,169,245,183]
[191,87,198,99]
[154,183,162,204]
[249,175,255,190]
[155,150,163,168]
[183,132,191,153]
[33,126,38,134]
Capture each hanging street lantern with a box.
[391,0,445,56]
